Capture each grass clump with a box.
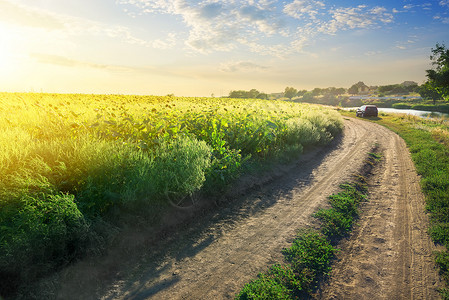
[314,183,367,242]
[236,265,299,300]
[236,231,336,300]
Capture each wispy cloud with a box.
[0,0,64,29]
[440,0,449,7]
[319,5,394,34]
[219,61,269,72]
[283,0,325,20]
[30,53,131,71]
[0,0,175,51]
[118,0,395,57]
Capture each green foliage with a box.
[282,230,336,288]
[284,87,298,100]
[236,231,336,300]
[314,209,352,241]
[392,102,412,109]
[419,81,443,104]
[236,273,292,300]
[0,93,344,296]
[76,136,211,216]
[425,43,449,100]
[314,182,368,241]
[0,193,91,295]
[229,89,267,99]
[436,251,449,284]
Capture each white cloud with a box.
[283,0,325,20]
[117,1,396,57]
[151,32,177,49]
[118,0,285,53]
[319,5,393,34]
[440,0,449,7]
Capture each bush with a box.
[236,273,292,300]
[76,136,212,216]
[0,193,91,296]
[314,209,352,241]
[392,103,412,109]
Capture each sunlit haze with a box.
[1,0,449,96]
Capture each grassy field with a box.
[0,92,343,297]
[342,110,449,298]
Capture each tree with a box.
[248,89,260,98]
[296,90,307,97]
[348,81,368,95]
[419,81,442,105]
[284,87,298,99]
[312,87,322,96]
[228,89,269,99]
[425,43,449,100]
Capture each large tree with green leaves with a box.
[425,43,449,100]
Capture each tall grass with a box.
[0,92,343,297]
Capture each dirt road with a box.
[320,120,442,299]
[53,117,441,299]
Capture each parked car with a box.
[356,105,378,118]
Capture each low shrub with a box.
[314,209,352,241]
[0,193,91,297]
[281,230,336,293]
[392,103,412,109]
[236,272,292,300]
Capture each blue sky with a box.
[0,0,448,96]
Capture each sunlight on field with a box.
[0,92,344,296]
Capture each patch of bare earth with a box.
[46,118,441,300]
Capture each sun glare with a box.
[0,25,18,76]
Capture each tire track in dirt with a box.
[320,121,441,299]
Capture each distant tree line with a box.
[228,89,268,99]
[228,44,449,105]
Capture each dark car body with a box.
[356,105,378,118]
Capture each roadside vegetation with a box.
[236,152,380,299]
[0,92,343,298]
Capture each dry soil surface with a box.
[51,117,441,300]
